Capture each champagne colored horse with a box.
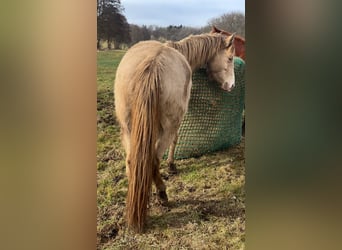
[114,30,235,232]
[166,26,245,173]
[211,26,246,134]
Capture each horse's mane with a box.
[165,34,227,70]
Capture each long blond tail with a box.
[126,54,162,232]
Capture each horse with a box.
[165,26,245,173]
[211,26,245,61]
[114,30,235,232]
[211,26,246,134]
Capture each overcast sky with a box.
[121,0,245,27]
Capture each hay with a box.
[169,57,245,159]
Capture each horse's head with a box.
[211,26,245,61]
[207,27,236,92]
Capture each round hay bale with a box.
[170,57,245,159]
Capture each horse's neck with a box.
[166,35,223,71]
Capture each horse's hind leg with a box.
[152,157,168,205]
[121,127,131,181]
[153,130,178,205]
[167,133,178,174]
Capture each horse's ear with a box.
[225,33,236,48]
[210,26,221,34]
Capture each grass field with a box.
[97,50,245,249]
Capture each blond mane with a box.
[165,34,226,70]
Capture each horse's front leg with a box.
[167,133,178,174]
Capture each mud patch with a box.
[100,148,123,162]
[97,224,119,245]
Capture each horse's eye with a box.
[228,57,233,62]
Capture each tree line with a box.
[97,0,245,50]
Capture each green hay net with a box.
[169,57,245,159]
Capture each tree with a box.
[147,25,201,43]
[129,24,151,45]
[97,0,130,49]
[124,11,245,48]
[208,12,245,37]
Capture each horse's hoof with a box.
[167,163,178,175]
[157,190,168,206]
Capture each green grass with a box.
[97,50,245,249]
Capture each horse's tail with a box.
[126,53,162,232]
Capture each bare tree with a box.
[129,25,151,45]
[208,12,245,37]
[125,12,245,48]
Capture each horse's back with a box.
[115,40,192,130]
[116,41,164,78]
[115,40,190,88]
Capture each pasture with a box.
[97,50,245,249]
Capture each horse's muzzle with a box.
[221,82,235,92]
